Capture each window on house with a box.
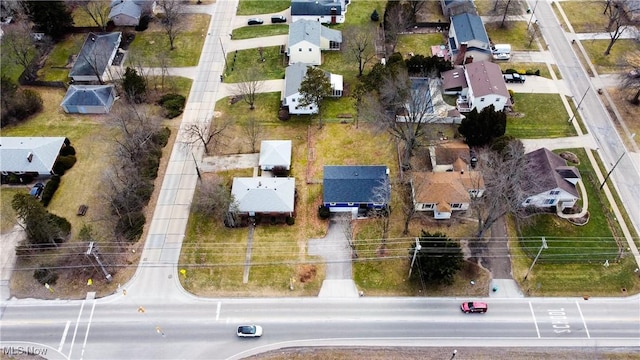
[329,202,336,206]
[299,48,302,52]
[550,190,560,195]
[347,202,354,206]
[495,98,499,101]
[480,97,485,102]
[543,199,555,205]
[309,48,312,52]
[451,203,461,208]
[524,198,531,204]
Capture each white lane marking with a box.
[58,321,70,352]
[68,299,86,360]
[80,301,97,359]
[575,301,591,338]
[529,302,541,338]
[216,301,221,321]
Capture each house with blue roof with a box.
[70,32,122,83]
[61,85,117,114]
[291,0,347,24]
[323,165,390,216]
[282,63,343,115]
[287,19,342,65]
[440,0,477,17]
[448,13,491,64]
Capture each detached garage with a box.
[61,85,117,114]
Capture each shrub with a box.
[135,15,150,31]
[286,216,295,225]
[52,154,76,176]
[33,266,58,285]
[504,68,518,74]
[49,213,71,238]
[41,176,61,207]
[59,145,76,156]
[371,9,379,21]
[318,205,330,219]
[152,127,171,147]
[159,93,185,119]
[116,211,146,242]
[122,67,147,103]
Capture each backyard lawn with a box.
[37,34,85,82]
[507,93,577,138]
[396,33,446,58]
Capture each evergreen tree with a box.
[410,230,463,285]
[26,1,73,41]
[457,105,507,147]
[299,66,332,128]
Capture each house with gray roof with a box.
[287,19,342,65]
[259,140,292,173]
[323,165,390,216]
[70,32,122,83]
[230,177,296,224]
[109,0,155,26]
[448,12,491,64]
[521,148,581,211]
[441,0,477,17]
[282,63,343,115]
[291,0,347,24]
[61,85,117,114]
[0,137,67,176]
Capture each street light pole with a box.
[527,0,540,30]
[449,350,457,360]
[219,36,228,70]
[524,237,547,280]
[600,133,636,189]
[568,87,590,123]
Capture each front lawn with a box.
[223,47,285,82]
[559,1,608,33]
[507,93,577,138]
[485,21,537,51]
[232,24,289,39]
[497,62,551,79]
[581,39,640,74]
[126,14,210,67]
[236,0,290,15]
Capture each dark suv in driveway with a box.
[271,15,286,23]
[30,182,45,199]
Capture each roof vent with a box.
[27,152,33,162]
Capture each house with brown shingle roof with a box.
[413,141,484,219]
[521,148,581,210]
[441,60,511,113]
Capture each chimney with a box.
[464,55,474,64]
[455,43,468,65]
[27,152,33,162]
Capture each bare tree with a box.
[233,67,264,110]
[337,214,357,258]
[158,0,185,50]
[343,24,377,77]
[370,176,392,243]
[470,141,539,238]
[620,51,640,104]
[383,3,410,55]
[603,0,640,55]
[2,20,39,77]
[362,69,437,170]
[192,175,236,220]
[77,0,111,31]
[527,22,540,47]
[407,0,426,21]
[241,118,263,153]
[182,117,231,155]
[109,103,161,164]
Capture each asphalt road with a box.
[1,296,638,359]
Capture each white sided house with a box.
[441,61,511,113]
[282,63,343,115]
[521,148,581,211]
[287,19,342,65]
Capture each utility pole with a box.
[408,237,422,278]
[191,152,202,180]
[600,133,635,189]
[219,36,228,70]
[524,237,547,280]
[527,0,540,30]
[568,87,590,123]
[86,242,113,283]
